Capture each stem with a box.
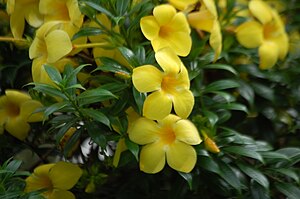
[0,37,27,43]
[73,42,110,49]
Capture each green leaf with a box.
[81,1,115,19]
[218,160,242,191]
[44,64,62,84]
[72,27,103,41]
[251,82,275,102]
[202,64,237,75]
[250,181,270,199]
[203,110,219,127]
[178,172,193,190]
[55,120,78,145]
[116,0,130,16]
[214,103,248,113]
[77,87,117,106]
[99,82,128,93]
[198,156,220,174]
[31,83,67,99]
[204,79,240,93]
[63,64,89,88]
[6,159,22,173]
[81,108,110,127]
[118,46,140,67]
[237,80,254,106]
[260,151,289,161]
[270,168,299,183]
[44,101,72,118]
[86,122,107,149]
[275,182,300,199]
[237,163,269,189]
[125,138,139,161]
[132,86,146,115]
[94,57,130,75]
[223,146,264,163]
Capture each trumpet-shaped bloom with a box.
[0,90,43,140]
[25,161,82,199]
[236,0,289,69]
[132,48,194,120]
[129,114,201,173]
[140,4,191,56]
[39,0,83,28]
[29,21,75,84]
[6,0,43,38]
[187,0,222,60]
[168,0,197,11]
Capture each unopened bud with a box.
[204,137,220,153]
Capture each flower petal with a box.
[174,119,201,145]
[140,141,166,173]
[169,12,191,34]
[155,48,181,74]
[113,138,127,167]
[140,16,160,40]
[210,20,222,61]
[236,21,264,48]
[34,164,55,176]
[172,89,194,119]
[153,4,176,26]
[50,190,75,199]
[129,117,160,145]
[24,5,43,27]
[10,12,25,38]
[143,91,172,120]
[45,30,72,63]
[5,117,30,140]
[203,0,218,18]
[258,41,279,69]
[166,141,197,173]
[132,65,163,93]
[5,90,31,105]
[49,162,82,190]
[20,100,44,122]
[188,10,215,32]
[249,0,273,24]
[168,0,197,11]
[163,31,192,57]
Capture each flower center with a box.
[159,25,172,38]
[161,74,178,93]
[263,22,280,40]
[159,126,176,145]
[6,103,20,117]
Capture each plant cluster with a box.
[0,0,299,198]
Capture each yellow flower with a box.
[39,0,83,28]
[29,21,74,84]
[140,4,192,56]
[88,14,129,68]
[25,161,82,199]
[129,114,201,173]
[0,90,43,140]
[187,0,222,60]
[132,48,194,120]
[236,0,289,69]
[6,0,43,38]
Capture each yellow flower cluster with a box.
[7,0,85,85]
[130,4,202,174]
[235,0,289,69]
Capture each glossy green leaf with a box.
[202,64,237,75]
[44,64,62,84]
[125,137,139,161]
[81,108,110,127]
[44,101,72,118]
[237,163,269,189]
[223,146,264,163]
[72,27,103,41]
[31,83,67,99]
[178,172,193,190]
[270,168,299,183]
[86,122,107,149]
[77,87,117,106]
[81,1,115,18]
[275,182,300,199]
[6,160,22,173]
[63,128,81,157]
[204,79,240,93]
[118,46,139,67]
[218,160,243,191]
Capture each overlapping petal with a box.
[236,21,264,48]
[258,41,279,69]
[140,141,166,173]
[155,48,181,74]
[174,120,202,145]
[140,16,160,40]
[249,0,273,24]
[50,190,75,199]
[143,91,173,120]
[153,4,176,26]
[168,0,197,11]
[166,141,197,173]
[129,118,160,145]
[172,89,194,119]
[132,65,163,92]
[5,117,31,140]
